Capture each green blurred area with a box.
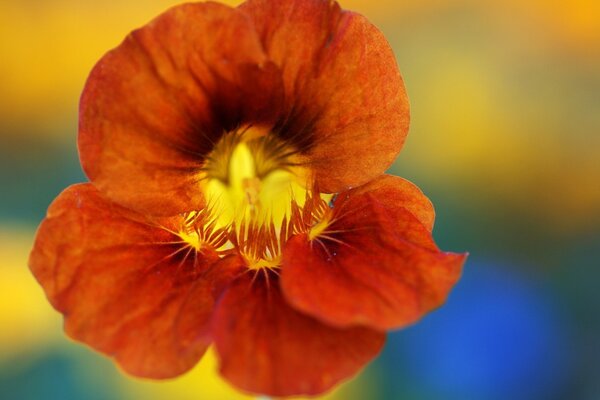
[1,0,598,399]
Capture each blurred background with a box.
[1,0,598,399]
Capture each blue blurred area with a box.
[375,259,574,400]
[0,350,114,400]
[0,133,85,226]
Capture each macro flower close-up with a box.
[28,0,466,397]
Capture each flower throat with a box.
[181,127,332,270]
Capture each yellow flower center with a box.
[178,126,333,270]
[203,127,309,229]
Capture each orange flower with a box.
[30,0,466,397]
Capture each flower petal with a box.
[241,0,409,192]
[343,175,436,231]
[212,261,385,397]
[281,176,466,330]
[29,184,221,378]
[79,2,284,216]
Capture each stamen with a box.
[177,207,230,254]
[189,127,341,273]
[234,218,284,271]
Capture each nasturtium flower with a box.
[30,0,466,397]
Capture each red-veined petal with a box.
[212,259,385,397]
[241,0,409,192]
[29,184,221,378]
[342,175,435,232]
[282,176,466,330]
[79,2,284,216]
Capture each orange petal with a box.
[281,176,466,330]
[79,2,283,216]
[241,0,409,192]
[342,174,436,232]
[212,262,385,397]
[29,184,221,378]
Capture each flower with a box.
[29,0,466,397]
